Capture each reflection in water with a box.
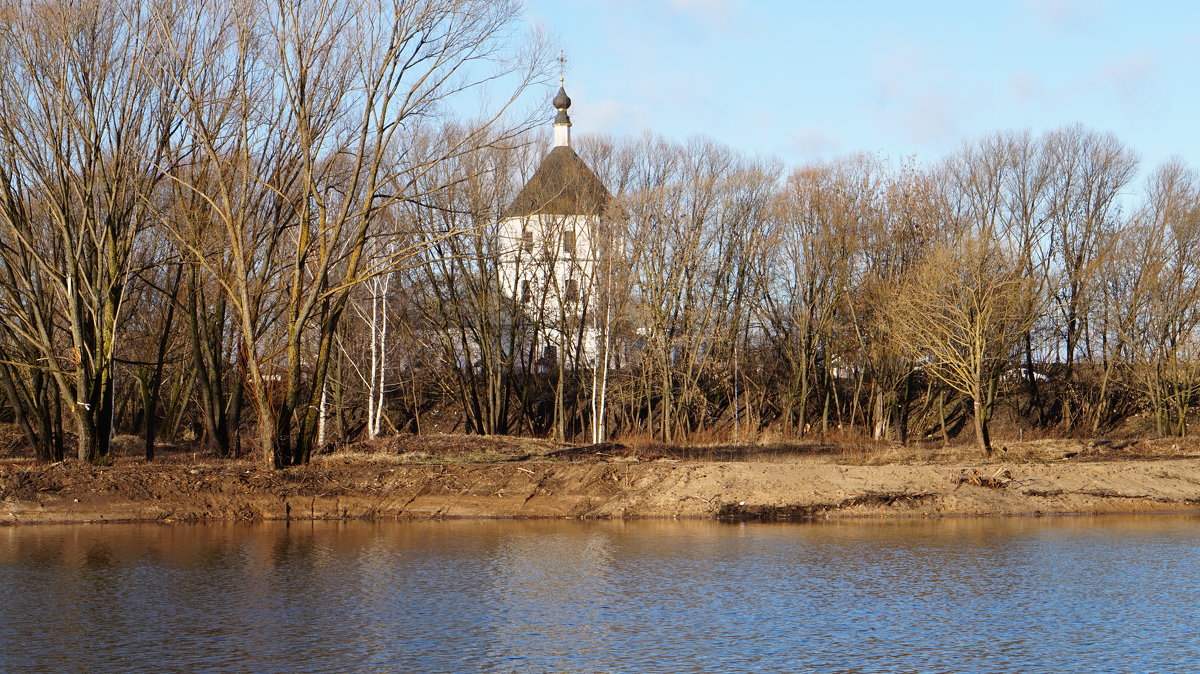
[486,531,616,668]
[0,516,1198,671]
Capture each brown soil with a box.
[2,435,1200,524]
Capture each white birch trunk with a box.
[591,342,600,445]
[367,279,378,440]
[373,272,390,437]
[317,378,328,446]
[733,342,740,444]
[596,314,612,444]
[592,242,614,445]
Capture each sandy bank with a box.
[3,451,1200,524]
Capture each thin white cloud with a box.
[586,0,741,25]
[790,128,841,156]
[575,98,650,136]
[902,91,964,145]
[1101,51,1155,99]
[872,44,972,147]
[1009,71,1049,105]
[667,0,741,24]
[1016,0,1102,32]
[875,44,925,101]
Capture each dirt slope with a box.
[2,450,1199,524]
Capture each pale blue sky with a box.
[520,0,1200,175]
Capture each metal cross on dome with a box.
[558,51,567,84]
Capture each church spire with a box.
[553,52,571,147]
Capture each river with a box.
[1,516,1197,671]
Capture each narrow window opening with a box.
[562,229,576,257]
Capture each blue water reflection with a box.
[0,516,1198,671]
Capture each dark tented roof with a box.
[504,146,612,218]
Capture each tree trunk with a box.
[972,398,992,457]
[143,266,183,461]
[898,371,912,446]
[939,390,948,448]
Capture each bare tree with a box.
[1042,125,1138,428]
[887,235,1038,455]
[1120,161,1200,435]
[151,0,549,467]
[0,0,182,461]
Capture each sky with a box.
[519,0,1200,177]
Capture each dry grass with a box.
[8,424,1200,470]
[841,436,1200,465]
[315,433,567,465]
[605,433,1200,466]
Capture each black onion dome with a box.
[553,86,571,110]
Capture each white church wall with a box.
[495,212,606,366]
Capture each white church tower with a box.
[498,80,613,365]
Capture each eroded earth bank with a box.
[2,436,1200,524]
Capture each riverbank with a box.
[2,436,1199,523]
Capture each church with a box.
[497,81,614,366]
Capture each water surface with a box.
[1,516,1198,671]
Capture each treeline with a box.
[1,3,1197,466]
[411,126,1198,458]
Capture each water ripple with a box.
[0,516,1198,671]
